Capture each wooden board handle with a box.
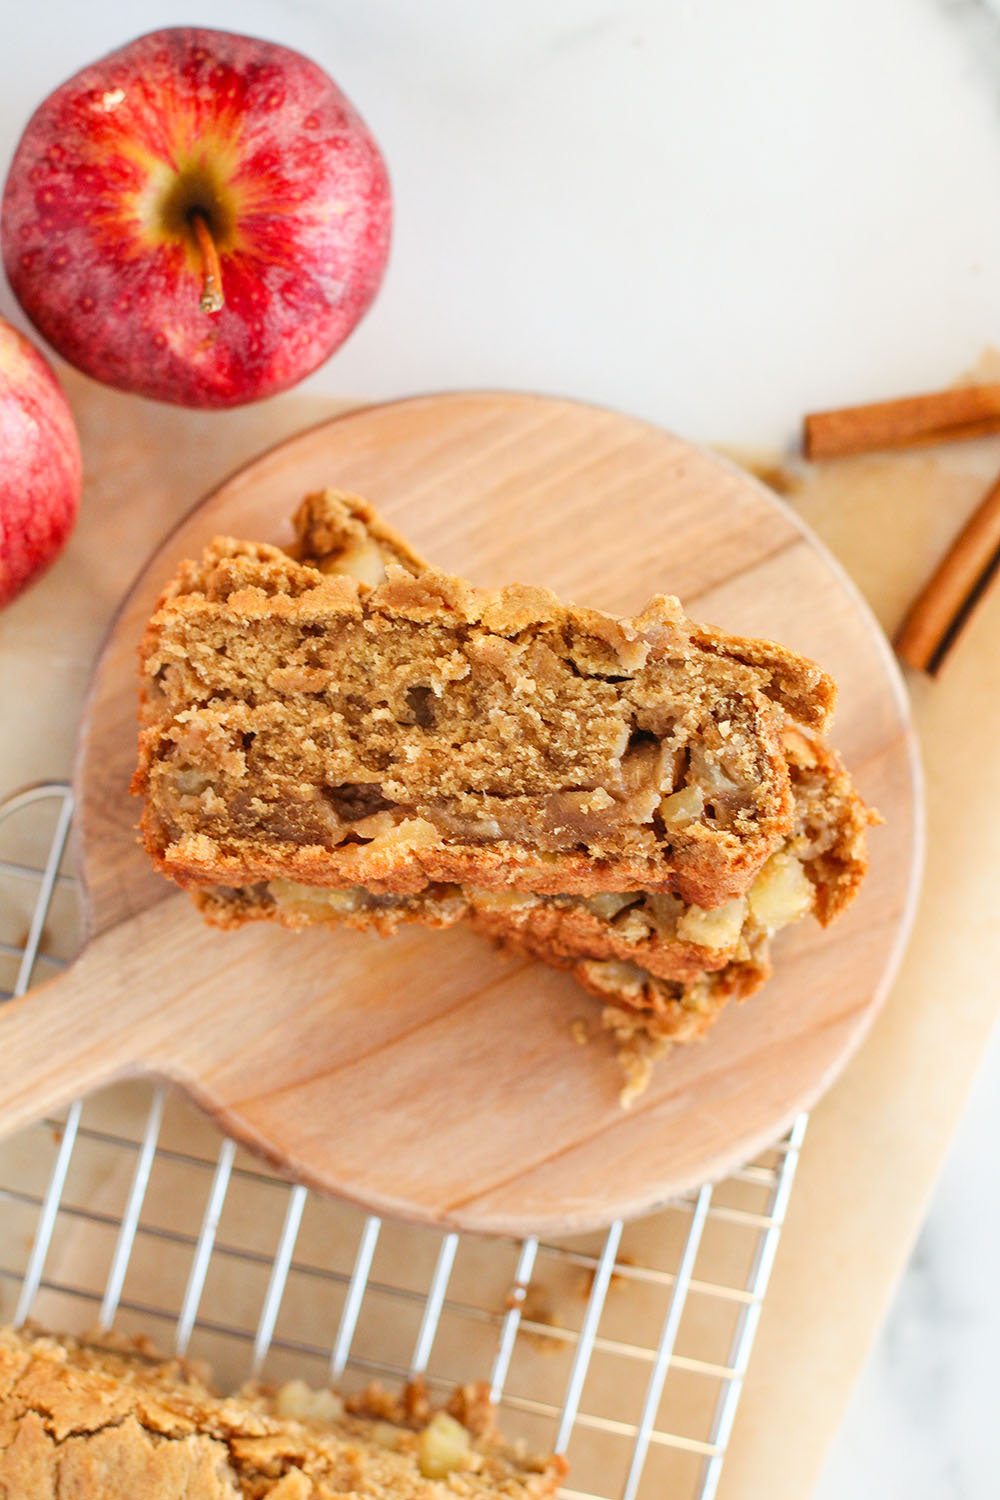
[0,912,173,1137]
[0,957,134,1136]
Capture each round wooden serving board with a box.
[0,393,921,1236]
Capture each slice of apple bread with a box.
[134,501,834,909]
[186,494,871,979]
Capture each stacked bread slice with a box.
[134,492,874,1099]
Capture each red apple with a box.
[1,28,391,408]
[0,318,82,608]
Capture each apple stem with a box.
[190,212,224,314]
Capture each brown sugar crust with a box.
[0,1325,564,1497]
[135,515,834,907]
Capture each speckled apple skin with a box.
[1,29,391,408]
[0,320,82,608]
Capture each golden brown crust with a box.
[154,828,779,906]
[0,1326,564,1497]
[143,823,784,910]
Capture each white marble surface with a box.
[2,1,1000,1495]
[4,0,1000,449]
[813,1016,1000,1500]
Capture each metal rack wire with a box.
[0,783,806,1500]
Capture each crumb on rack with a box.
[517,1286,564,1355]
[578,1255,635,1300]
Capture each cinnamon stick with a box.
[804,384,1000,460]
[895,470,1000,674]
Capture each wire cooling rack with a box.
[0,782,805,1500]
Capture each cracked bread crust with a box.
[0,1326,564,1498]
[134,517,834,907]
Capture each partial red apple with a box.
[0,318,82,608]
[1,28,391,408]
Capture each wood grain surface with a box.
[0,392,922,1236]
